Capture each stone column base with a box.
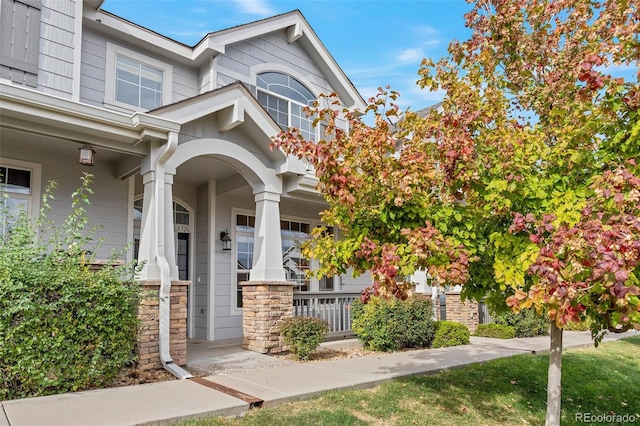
[240,281,294,354]
[443,292,479,334]
[136,280,191,370]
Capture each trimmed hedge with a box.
[351,296,436,352]
[432,321,470,348]
[280,316,329,360]
[0,175,140,400]
[475,323,516,339]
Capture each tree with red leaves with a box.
[275,1,638,424]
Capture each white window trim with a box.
[0,158,42,222]
[104,42,173,112]
[253,69,320,141]
[230,208,340,314]
[231,207,254,315]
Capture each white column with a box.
[164,172,179,280]
[250,190,286,282]
[138,169,160,280]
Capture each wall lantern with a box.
[78,145,96,166]
[220,229,232,251]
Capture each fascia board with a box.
[152,86,247,124]
[193,14,301,60]
[83,11,207,64]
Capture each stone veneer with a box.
[240,281,294,354]
[136,280,191,370]
[441,292,479,334]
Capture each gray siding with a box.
[38,0,77,97]
[213,191,254,340]
[172,61,198,102]
[0,143,129,258]
[198,62,210,93]
[178,118,272,169]
[216,31,332,95]
[79,28,106,107]
[79,28,198,110]
[193,183,210,339]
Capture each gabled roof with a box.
[83,5,366,109]
[151,82,288,165]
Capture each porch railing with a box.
[478,300,495,324]
[293,292,360,338]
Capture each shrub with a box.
[280,316,329,360]
[351,296,436,352]
[0,175,141,400]
[432,321,470,348]
[564,317,593,331]
[475,323,516,339]
[493,308,549,337]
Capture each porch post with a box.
[249,190,286,282]
[138,168,160,280]
[242,190,291,354]
[164,171,179,280]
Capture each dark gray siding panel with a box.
[0,0,41,86]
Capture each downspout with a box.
[154,132,193,379]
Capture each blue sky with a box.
[101,0,475,111]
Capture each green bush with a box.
[280,316,329,360]
[0,175,140,400]
[432,321,470,348]
[563,317,593,331]
[493,309,549,337]
[475,323,516,339]
[351,296,436,352]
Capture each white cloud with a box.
[413,25,439,38]
[232,0,275,16]
[397,48,425,64]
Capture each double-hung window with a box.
[115,55,163,109]
[256,72,317,141]
[105,43,172,111]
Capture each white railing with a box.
[293,292,360,337]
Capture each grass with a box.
[181,336,640,425]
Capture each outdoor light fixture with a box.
[78,145,96,166]
[220,229,232,251]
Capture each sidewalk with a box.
[1,331,636,426]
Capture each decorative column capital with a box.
[253,190,280,203]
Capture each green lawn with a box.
[181,336,640,425]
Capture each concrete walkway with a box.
[1,331,636,426]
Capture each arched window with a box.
[257,72,316,141]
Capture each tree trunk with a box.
[545,322,563,426]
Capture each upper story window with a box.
[115,56,163,109]
[104,43,173,112]
[257,72,317,141]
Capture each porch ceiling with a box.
[0,127,133,164]
[175,156,240,186]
